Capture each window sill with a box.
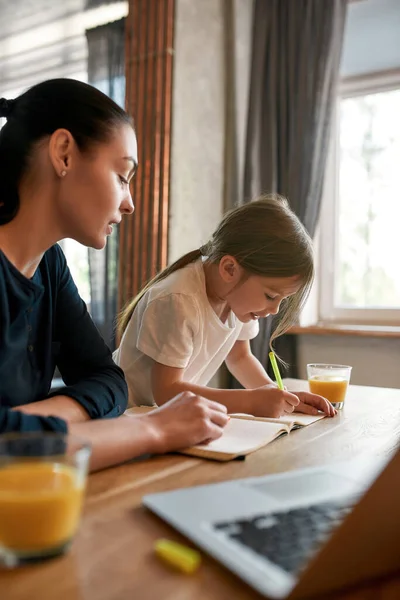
[288,323,400,339]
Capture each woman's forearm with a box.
[12,395,90,423]
[71,392,230,472]
[70,415,159,471]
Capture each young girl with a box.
[0,79,228,471]
[115,196,335,418]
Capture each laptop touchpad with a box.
[245,471,360,503]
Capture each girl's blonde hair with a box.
[118,194,314,346]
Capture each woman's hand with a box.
[141,392,230,453]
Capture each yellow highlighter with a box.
[154,538,201,574]
[269,351,284,390]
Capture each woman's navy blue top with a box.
[0,244,128,433]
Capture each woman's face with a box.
[55,124,137,249]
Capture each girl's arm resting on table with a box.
[224,341,335,416]
[151,360,300,417]
[225,340,273,388]
[225,341,336,417]
[151,360,335,418]
[152,360,255,413]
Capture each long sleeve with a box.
[0,407,68,433]
[48,246,128,419]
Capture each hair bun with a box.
[0,98,16,118]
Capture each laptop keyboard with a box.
[213,499,354,575]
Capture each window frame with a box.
[319,69,400,326]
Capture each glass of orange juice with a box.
[0,433,91,567]
[307,363,352,409]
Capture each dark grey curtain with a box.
[86,18,125,349]
[85,0,116,7]
[234,0,347,383]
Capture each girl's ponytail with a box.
[118,248,203,336]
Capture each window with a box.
[319,71,400,325]
[59,240,91,306]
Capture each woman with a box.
[0,79,228,470]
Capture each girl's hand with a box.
[247,385,300,418]
[143,391,229,453]
[291,391,337,417]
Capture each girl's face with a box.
[219,258,302,322]
[55,124,137,249]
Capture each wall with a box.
[169,0,254,262]
[232,0,254,201]
[169,0,225,262]
[298,335,400,388]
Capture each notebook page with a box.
[279,413,326,428]
[188,418,288,455]
[230,412,325,428]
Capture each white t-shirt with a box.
[113,259,259,406]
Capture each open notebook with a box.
[126,407,326,462]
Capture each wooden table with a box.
[1,380,400,599]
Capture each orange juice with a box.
[308,376,348,405]
[0,462,84,552]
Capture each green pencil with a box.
[269,351,284,390]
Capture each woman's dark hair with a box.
[0,78,132,225]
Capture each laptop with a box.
[143,447,400,599]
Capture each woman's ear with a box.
[48,129,75,178]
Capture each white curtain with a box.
[0,0,87,98]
